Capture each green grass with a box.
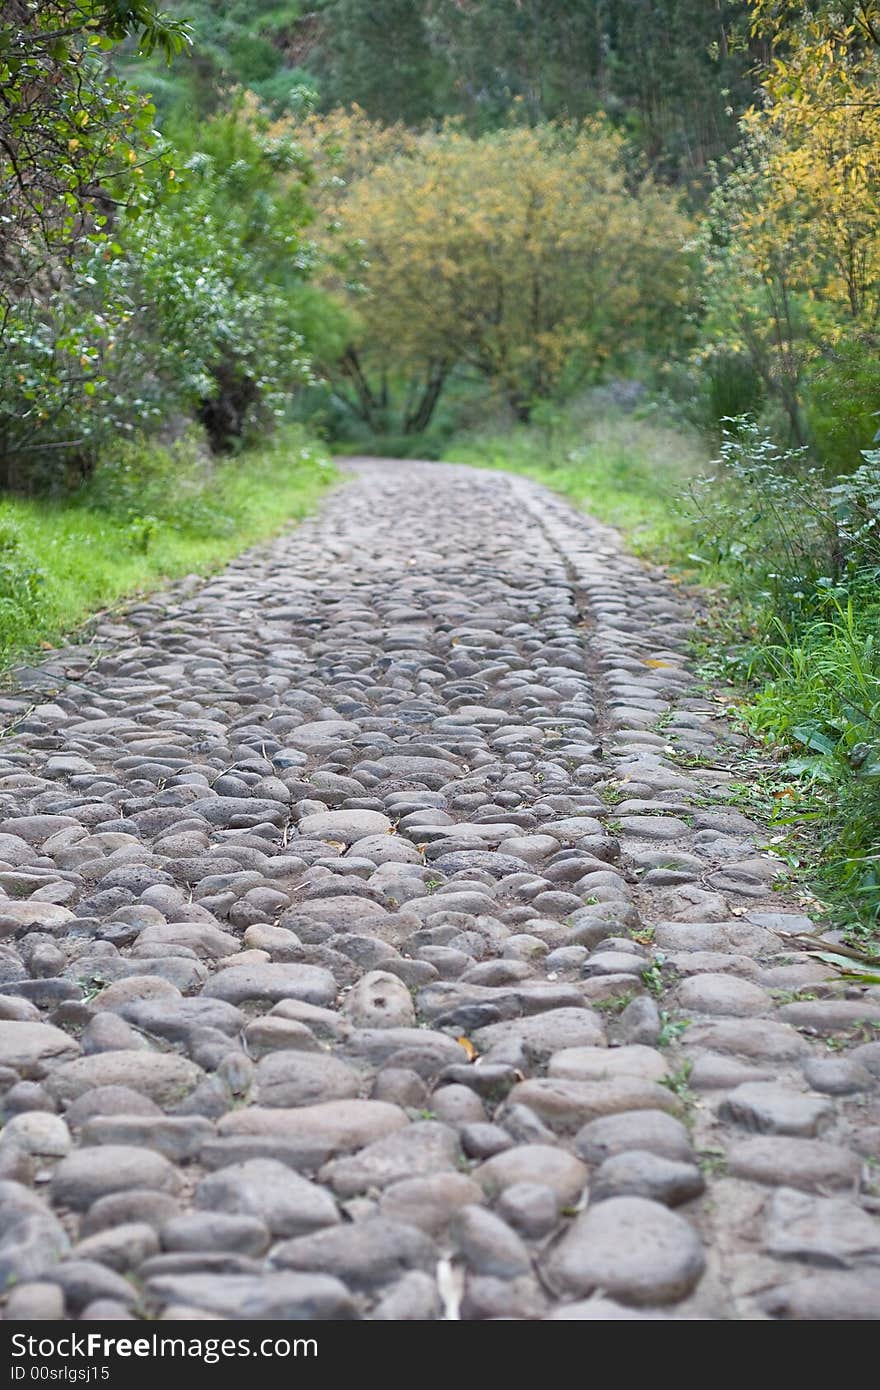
[724,589,880,943]
[0,425,337,670]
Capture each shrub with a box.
[685,418,880,936]
[309,115,696,434]
[805,339,880,474]
[81,431,235,538]
[684,419,844,612]
[0,90,321,493]
[705,353,765,430]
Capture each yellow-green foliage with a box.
[703,2,880,448]
[303,114,695,428]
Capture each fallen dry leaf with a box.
[456,1036,478,1062]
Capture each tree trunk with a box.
[338,347,382,428]
[404,362,448,434]
[508,391,532,424]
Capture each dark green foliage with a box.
[120,0,315,114]
[0,87,322,489]
[122,0,756,183]
[310,0,447,125]
[306,0,754,182]
[134,102,316,452]
[805,339,880,473]
[425,0,753,178]
[706,353,766,430]
[685,422,850,608]
[0,2,182,487]
[0,0,188,312]
[683,420,880,938]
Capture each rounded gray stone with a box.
[51,1146,183,1210]
[319,1120,460,1198]
[673,972,771,1017]
[254,1052,361,1109]
[591,1150,706,1207]
[728,1137,862,1191]
[474,1145,587,1205]
[575,1109,694,1165]
[342,970,415,1029]
[452,1205,531,1277]
[195,1159,340,1237]
[160,1213,271,1257]
[202,963,337,1008]
[719,1082,834,1138]
[544,1196,705,1305]
[146,1270,356,1319]
[497,1182,560,1238]
[45,1052,203,1107]
[0,1021,79,1075]
[802,1055,874,1096]
[270,1217,436,1291]
[378,1173,484,1235]
[298,809,392,843]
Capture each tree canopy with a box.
[117,0,758,185]
[302,115,694,432]
[701,0,880,457]
[0,0,189,310]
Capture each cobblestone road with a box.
[0,460,878,1320]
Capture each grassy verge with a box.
[0,425,336,670]
[445,402,880,952]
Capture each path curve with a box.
[0,459,878,1321]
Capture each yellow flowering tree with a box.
[703,2,880,454]
[304,118,694,433]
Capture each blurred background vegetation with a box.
[3,0,880,942]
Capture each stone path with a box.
[0,458,878,1322]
